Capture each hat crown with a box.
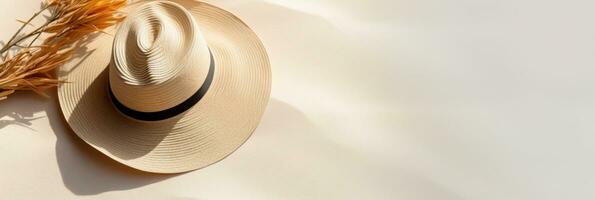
[109,1,212,114]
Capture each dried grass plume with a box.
[0,0,127,100]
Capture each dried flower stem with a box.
[0,5,52,59]
[0,0,126,100]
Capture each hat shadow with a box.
[49,96,173,195]
[0,89,174,196]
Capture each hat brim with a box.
[57,0,271,173]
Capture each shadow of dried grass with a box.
[0,89,51,132]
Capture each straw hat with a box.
[57,0,271,173]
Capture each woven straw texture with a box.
[57,0,271,173]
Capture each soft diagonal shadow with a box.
[231,98,465,199]
[0,89,171,195]
[48,95,172,195]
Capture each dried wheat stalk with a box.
[0,0,126,100]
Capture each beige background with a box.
[1,0,595,199]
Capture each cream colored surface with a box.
[1,0,595,199]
